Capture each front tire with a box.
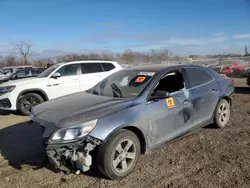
[214,99,230,128]
[18,93,44,116]
[97,129,141,180]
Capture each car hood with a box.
[0,77,46,86]
[0,77,8,81]
[0,75,9,79]
[31,91,133,130]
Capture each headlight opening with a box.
[50,119,98,142]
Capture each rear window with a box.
[2,68,13,73]
[211,67,221,73]
[101,63,115,71]
[81,63,103,74]
[185,68,214,88]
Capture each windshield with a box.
[37,64,59,78]
[239,60,245,65]
[1,68,13,75]
[86,70,155,98]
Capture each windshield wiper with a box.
[100,79,107,96]
[111,83,123,98]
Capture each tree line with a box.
[0,41,249,68]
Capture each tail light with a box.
[219,74,228,79]
[230,78,234,84]
[219,74,234,84]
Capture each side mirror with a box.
[150,90,170,100]
[52,72,61,79]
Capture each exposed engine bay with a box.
[45,135,102,174]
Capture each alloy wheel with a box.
[218,103,229,126]
[112,139,136,173]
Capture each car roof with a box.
[125,63,203,72]
[61,60,118,65]
[3,66,33,68]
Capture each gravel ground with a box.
[0,78,250,188]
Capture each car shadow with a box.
[0,109,19,116]
[0,121,56,171]
[234,87,250,94]
[0,121,108,179]
[83,166,109,179]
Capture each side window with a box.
[154,71,185,94]
[15,70,26,77]
[31,69,41,75]
[81,63,103,74]
[101,63,115,71]
[57,64,78,77]
[185,68,214,89]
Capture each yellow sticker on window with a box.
[166,97,175,108]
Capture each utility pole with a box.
[245,45,249,56]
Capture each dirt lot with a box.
[0,78,250,188]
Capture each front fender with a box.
[88,104,149,148]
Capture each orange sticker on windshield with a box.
[166,97,175,108]
[135,76,146,83]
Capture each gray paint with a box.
[31,64,234,152]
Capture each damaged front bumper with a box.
[45,135,102,174]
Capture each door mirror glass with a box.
[150,90,170,100]
[52,72,61,79]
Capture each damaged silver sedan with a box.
[30,64,234,180]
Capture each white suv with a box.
[0,60,123,115]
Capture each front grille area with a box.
[0,98,11,108]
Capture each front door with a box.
[48,64,80,99]
[146,70,193,146]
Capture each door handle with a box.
[212,89,218,92]
[184,100,190,104]
[72,78,79,80]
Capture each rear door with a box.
[184,67,220,126]
[79,63,105,91]
[48,64,81,99]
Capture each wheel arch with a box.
[16,88,49,109]
[104,125,147,155]
[222,95,232,106]
[211,94,232,123]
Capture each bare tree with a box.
[4,55,19,67]
[0,53,4,67]
[14,41,33,65]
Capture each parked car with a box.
[0,66,34,78]
[230,59,250,72]
[246,69,250,86]
[241,67,250,77]
[30,64,234,180]
[0,60,122,115]
[0,68,45,84]
[211,65,233,76]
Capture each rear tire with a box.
[18,93,44,116]
[96,129,141,180]
[214,99,230,128]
